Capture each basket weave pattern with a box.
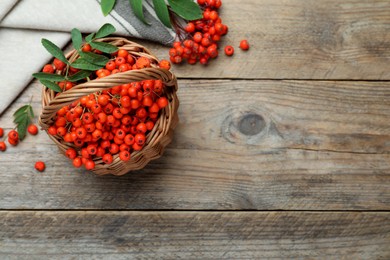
[39,37,179,176]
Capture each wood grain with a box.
[0,80,389,210]
[141,0,390,80]
[0,211,389,259]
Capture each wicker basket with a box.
[38,37,179,176]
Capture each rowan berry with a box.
[0,127,3,137]
[109,143,119,154]
[85,123,96,133]
[124,134,135,146]
[48,126,57,135]
[65,148,77,159]
[34,161,46,172]
[64,133,73,143]
[8,137,18,146]
[82,44,91,52]
[55,117,67,127]
[119,63,130,72]
[132,142,143,151]
[42,64,54,74]
[119,150,131,161]
[118,49,129,58]
[92,129,102,140]
[76,127,87,139]
[115,56,126,66]
[169,48,177,57]
[57,127,67,136]
[173,41,181,48]
[0,141,6,151]
[73,157,83,168]
[159,60,171,70]
[74,139,84,147]
[193,32,203,43]
[209,10,218,21]
[157,97,169,108]
[106,60,116,71]
[8,130,19,141]
[224,45,234,56]
[239,39,250,50]
[87,144,97,155]
[185,22,195,33]
[85,159,95,170]
[197,0,205,4]
[136,57,151,69]
[134,133,146,146]
[53,58,66,71]
[102,153,113,164]
[127,55,135,65]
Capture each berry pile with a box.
[169,0,228,65]
[44,49,171,171]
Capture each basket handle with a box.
[39,67,177,129]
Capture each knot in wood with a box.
[238,114,265,136]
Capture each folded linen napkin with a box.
[0,0,175,114]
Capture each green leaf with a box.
[67,70,93,82]
[41,39,69,65]
[28,105,34,119]
[79,51,110,66]
[101,0,116,16]
[130,0,149,25]
[90,41,118,54]
[71,28,83,50]
[40,80,62,92]
[32,72,65,82]
[85,33,95,43]
[71,58,103,71]
[153,0,172,28]
[13,105,30,118]
[17,116,29,140]
[168,0,202,20]
[14,114,27,124]
[95,23,116,38]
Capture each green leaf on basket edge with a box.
[101,0,116,16]
[153,0,172,28]
[71,58,104,71]
[41,38,69,65]
[95,23,116,39]
[168,0,202,20]
[40,80,62,92]
[130,0,150,25]
[85,33,95,43]
[67,70,93,82]
[32,72,65,82]
[78,51,110,66]
[71,28,83,50]
[90,41,118,54]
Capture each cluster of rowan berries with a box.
[169,0,249,65]
[45,49,170,171]
[169,0,228,65]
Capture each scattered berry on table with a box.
[224,45,234,56]
[27,124,39,135]
[0,127,3,137]
[0,141,6,151]
[35,161,46,172]
[239,39,250,51]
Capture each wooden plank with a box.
[140,0,390,80]
[0,80,389,210]
[0,211,389,258]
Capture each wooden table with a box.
[1,0,389,258]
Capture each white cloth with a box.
[0,0,175,114]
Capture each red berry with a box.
[119,150,131,161]
[157,97,169,108]
[35,161,46,172]
[0,141,6,151]
[42,64,54,74]
[65,148,77,159]
[53,58,66,70]
[73,157,83,168]
[27,124,39,135]
[8,137,18,146]
[0,127,3,137]
[224,45,234,56]
[103,153,113,164]
[134,133,146,146]
[8,130,19,141]
[85,160,95,170]
[239,39,250,50]
[118,49,129,58]
[82,44,91,52]
[185,22,195,33]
